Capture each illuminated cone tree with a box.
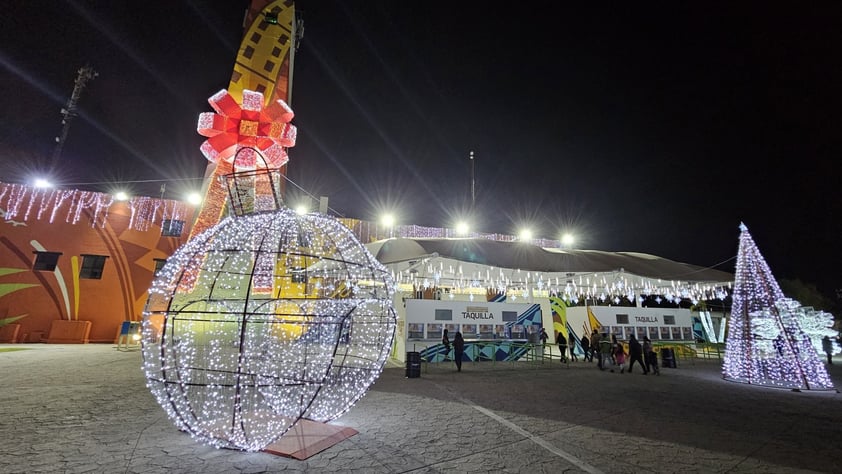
[723,223,833,390]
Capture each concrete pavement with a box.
[2,344,841,473]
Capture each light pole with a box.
[469,150,475,209]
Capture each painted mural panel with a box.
[0,197,193,342]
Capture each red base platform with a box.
[262,419,358,460]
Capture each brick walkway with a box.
[1,344,840,473]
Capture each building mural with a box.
[0,0,292,344]
[0,186,194,342]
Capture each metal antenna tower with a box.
[51,65,97,165]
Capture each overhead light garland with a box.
[390,259,730,305]
[0,182,191,230]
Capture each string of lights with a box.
[0,182,193,230]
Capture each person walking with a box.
[822,335,834,365]
[643,336,659,375]
[627,334,647,374]
[568,333,578,362]
[611,334,626,373]
[598,333,612,370]
[592,330,603,368]
[557,331,568,363]
[539,328,549,359]
[442,329,451,361]
[581,333,591,362]
[453,331,465,372]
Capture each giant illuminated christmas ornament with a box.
[723,223,833,391]
[141,152,396,451]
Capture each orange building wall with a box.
[0,200,193,343]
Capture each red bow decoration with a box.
[197,89,296,169]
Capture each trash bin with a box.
[660,348,676,368]
[406,351,421,378]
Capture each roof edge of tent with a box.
[366,237,733,283]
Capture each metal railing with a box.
[405,340,726,372]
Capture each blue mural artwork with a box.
[419,304,544,362]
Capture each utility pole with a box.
[469,150,475,208]
[51,65,97,166]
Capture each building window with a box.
[290,266,307,284]
[161,220,185,237]
[79,255,108,279]
[663,315,676,325]
[408,323,424,339]
[153,258,167,276]
[426,323,443,340]
[615,314,629,324]
[434,309,453,321]
[33,251,62,271]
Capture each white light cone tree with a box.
[723,223,833,390]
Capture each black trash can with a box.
[406,351,421,378]
[660,348,677,368]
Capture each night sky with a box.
[1,1,841,297]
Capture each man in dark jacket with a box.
[627,334,648,374]
[581,334,591,362]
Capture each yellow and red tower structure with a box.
[189,0,298,240]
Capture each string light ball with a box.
[141,207,397,451]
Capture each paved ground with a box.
[2,344,841,473]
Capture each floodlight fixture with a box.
[561,233,575,247]
[34,178,53,189]
[186,192,203,206]
[455,221,469,235]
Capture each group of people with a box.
[568,329,660,375]
[441,329,465,371]
[441,327,662,375]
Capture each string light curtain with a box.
[0,183,191,230]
